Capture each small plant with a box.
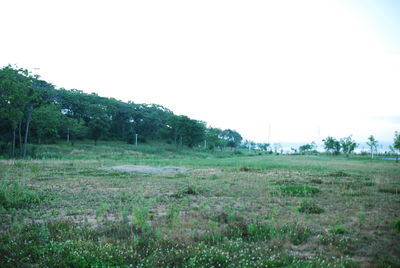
[328,224,348,234]
[297,200,324,214]
[132,206,150,232]
[95,203,109,221]
[172,185,202,198]
[166,204,181,225]
[30,165,40,176]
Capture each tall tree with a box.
[0,66,31,157]
[61,117,88,144]
[87,104,111,145]
[31,104,62,143]
[323,136,341,155]
[222,129,243,149]
[299,142,316,154]
[340,136,357,157]
[21,77,53,157]
[366,135,378,159]
[205,127,225,150]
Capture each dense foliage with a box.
[0,65,242,157]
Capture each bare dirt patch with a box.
[104,165,190,175]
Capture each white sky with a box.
[1,0,399,143]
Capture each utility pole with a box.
[135,133,138,146]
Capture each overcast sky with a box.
[1,0,399,143]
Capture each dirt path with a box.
[104,165,190,174]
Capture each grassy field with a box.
[1,141,399,267]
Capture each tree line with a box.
[0,65,243,158]
[297,134,400,159]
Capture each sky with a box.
[1,0,400,144]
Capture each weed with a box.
[297,199,324,214]
[328,224,348,234]
[0,182,44,209]
[172,185,203,198]
[30,165,40,176]
[318,233,354,252]
[132,206,150,232]
[166,204,181,225]
[95,203,110,221]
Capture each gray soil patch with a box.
[104,165,190,175]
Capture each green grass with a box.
[0,181,46,210]
[0,141,399,267]
[279,185,320,197]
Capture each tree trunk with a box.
[67,128,70,143]
[174,129,178,147]
[18,119,23,157]
[22,110,32,158]
[12,127,16,158]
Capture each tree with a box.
[366,135,378,159]
[88,115,110,145]
[20,77,53,157]
[31,104,62,143]
[340,136,357,157]
[164,115,205,147]
[61,117,88,144]
[0,66,31,157]
[258,143,270,152]
[205,127,226,150]
[299,142,316,154]
[323,136,341,155]
[222,129,242,149]
[393,131,400,162]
